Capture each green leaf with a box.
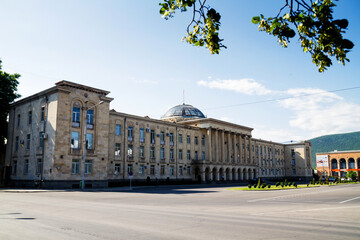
[251,16,260,24]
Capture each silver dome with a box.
[162,104,206,121]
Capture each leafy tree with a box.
[0,60,21,152]
[159,0,354,72]
[346,171,357,181]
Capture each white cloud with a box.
[135,79,159,85]
[198,79,273,95]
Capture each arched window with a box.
[348,158,355,169]
[87,109,94,125]
[357,158,360,169]
[72,102,81,127]
[340,158,346,169]
[331,159,338,169]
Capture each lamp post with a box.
[81,100,104,190]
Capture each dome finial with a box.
[183,89,185,105]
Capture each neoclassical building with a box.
[5,81,312,188]
[316,150,360,178]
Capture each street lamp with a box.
[81,100,104,190]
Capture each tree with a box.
[0,60,21,152]
[159,0,354,72]
[346,171,357,181]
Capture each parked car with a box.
[328,177,336,182]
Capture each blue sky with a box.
[1,0,359,142]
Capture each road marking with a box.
[339,196,360,204]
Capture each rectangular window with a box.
[187,166,191,176]
[202,151,205,160]
[187,135,190,144]
[72,159,80,174]
[292,168,296,175]
[72,107,80,123]
[28,111,32,125]
[127,164,133,174]
[140,128,145,143]
[150,130,155,144]
[115,143,121,156]
[187,150,191,160]
[179,134,183,143]
[71,132,79,149]
[139,165,145,176]
[195,136,198,145]
[169,133,174,146]
[179,166,183,176]
[40,107,45,122]
[150,165,155,175]
[140,145,144,158]
[115,124,121,136]
[86,133,93,149]
[291,159,296,166]
[87,109,94,125]
[115,164,121,174]
[13,160,17,175]
[160,165,165,175]
[15,136,19,151]
[291,149,295,158]
[160,131,165,145]
[24,159,29,175]
[128,144,133,157]
[39,132,44,148]
[150,146,155,159]
[195,151,198,160]
[26,134,31,150]
[128,126,133,141]
[170,148,174,160]
[202,136,205,146]
[170,165,174,176]
[37,159,42,175]
[17,114,20,128]
[160,147,165,160]
[179,149,183,160]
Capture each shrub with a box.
[262,183,267,188]
[284,179,288,186]
[294,183,297,188]
[248,184,252,189]
[275,182,280,187]
[267,185,271,188]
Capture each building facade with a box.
[5,81,312,188]
[316,150,360,178]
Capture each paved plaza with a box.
[0,184,359,240]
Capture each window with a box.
[160,165,165,175]
[13,160,17,175]
[140,146,144,158]
[292,168,296,175]
[72,107,80,123]
[86,133,93,149]
[115,143,121,156]
[187,150,191,160]
[128,126,133,141]
[242,144,245,150]
[195,151,198,160]
[24,160,29,175]
[179,149,183,160]
[115,164,121,174]
[39,132,44,148]
[187,135,190,144]
[150,147,155,159]
[139,165,145,176]
[150,130,155,144]
[37,159,42,175]
[140,128,144,143]
[160,131,165,145]
[127,164,133,174]
[179,166,183,176]
[128,144,133,157]
[26,134,31,150]
[28,111,32,125]
[71,132,79,149]
[170,148,174,160]
[195,136,198,145]
[169,133,174,146]
[87,109,94,125]
[291,159,295,166]
[179,134,183,143]
[17,114,20,128]
[202,151,205,160]
[15,136,19,151]
[252,145,254,152]
[40,107,45,122]
[72,159,80,174]
[201,136,205,146]
[187,166,191,176]
[170,165,174,176]
[115,124,121,136]
[160,147,165,160]
[291,149,295,158]
[150,165,155,175]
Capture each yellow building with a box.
[5,81,313,188]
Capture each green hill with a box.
[308,131,360,168]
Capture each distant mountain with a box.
[308,131,360,168]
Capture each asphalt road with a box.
[0,184,359,240]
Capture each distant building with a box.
[4,81,312,188]
[316,150,360,178]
